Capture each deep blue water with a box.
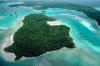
[0,2,100,66]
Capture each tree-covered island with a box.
[4,14,75,60]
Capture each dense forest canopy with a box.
[4,14,75,60]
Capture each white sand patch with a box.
[47,21,64,26]
[1,17,24,62]
[1,33,16,62]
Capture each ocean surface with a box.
[0,2,100,66]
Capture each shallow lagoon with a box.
[0,2,100,66]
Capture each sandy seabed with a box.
[1,17,24,62]
[0,16,4,19]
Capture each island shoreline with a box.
[2,14,76,62]
[1,17,24,62]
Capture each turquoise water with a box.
[95,8,100,11]
[0,2,100,66]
